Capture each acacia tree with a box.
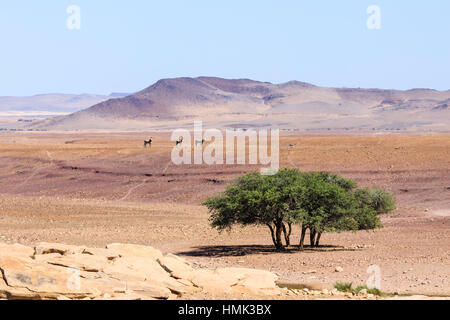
[203,169,304,250]
[297,172,357,250]
[298,172,396,250]
[204,169,396,251]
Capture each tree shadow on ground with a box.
[177,244,362,258]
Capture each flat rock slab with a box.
[106,243,163,259]
[0,242,281,300]
[0,243,34,258]
[34,242,87,256]
[0,255,95,299]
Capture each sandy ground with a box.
[0,131,449,297]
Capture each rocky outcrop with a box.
[0,242,282,300]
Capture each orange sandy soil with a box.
[0,131,449,297]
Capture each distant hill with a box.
[108,92,131,98]
[28,77,450,131]
[0,94,114,119]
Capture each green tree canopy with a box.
[203,168,305,250]
[354,188,396,214]
[203,169,396,251]
[297,172,359,249]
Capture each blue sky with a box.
[0,0,449,95]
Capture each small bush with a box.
[354,285,384,296]
[335,283,385,296]
[334,282,353,292]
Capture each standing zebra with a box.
[144,138,152,148]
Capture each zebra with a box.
[144,138,152,148]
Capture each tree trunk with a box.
[275,221,284,251]
[299,225,307,251]
[266,224,277,248]
[288,223,292,245]
[309,228,317,247]
[282,223,292,247]
[315,232,322,247]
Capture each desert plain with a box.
[0,130,449,298]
